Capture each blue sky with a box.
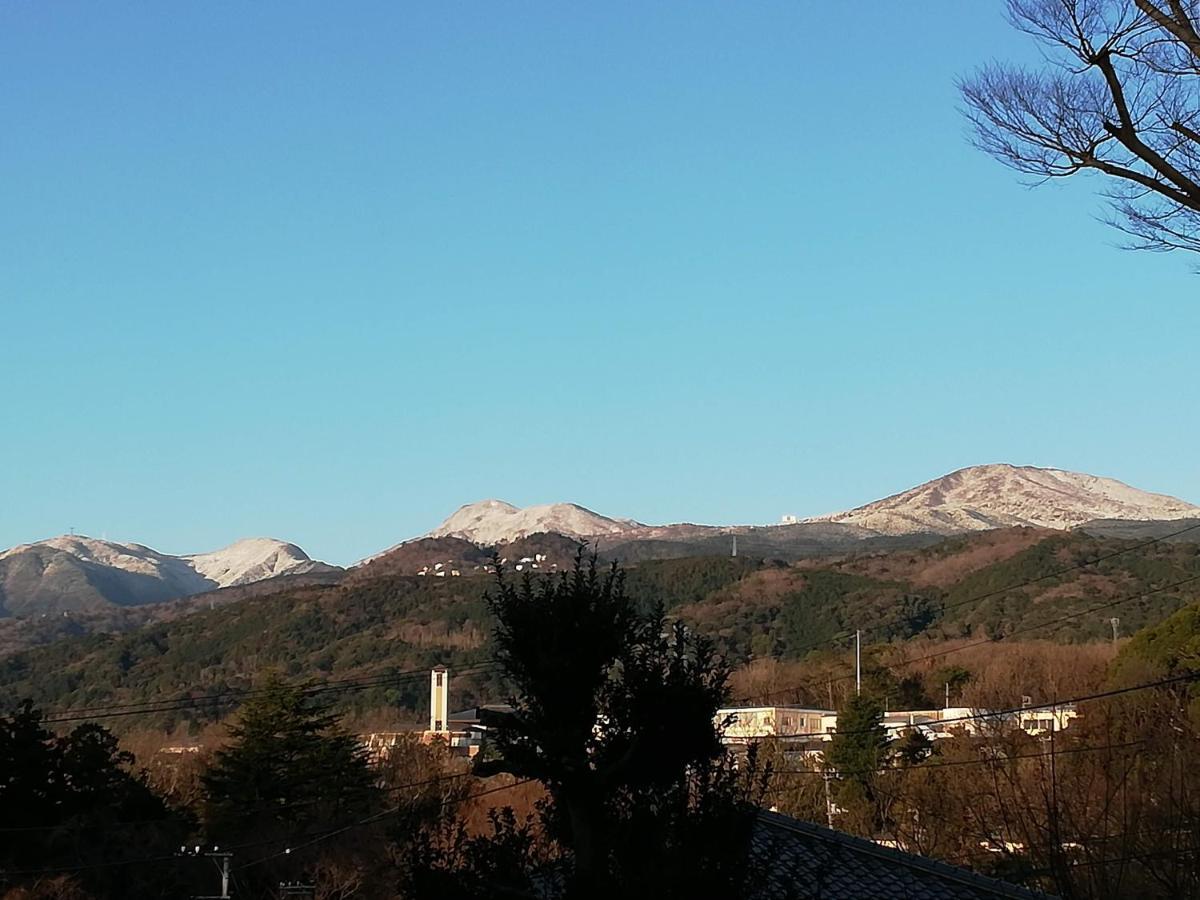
[2,2,1196,565]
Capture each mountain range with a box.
[0,536,339,616]
[3,463,1197,617]
[417,464,1200,545]
[9,522,1200,726]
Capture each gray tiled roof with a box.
[750,811,1052,900]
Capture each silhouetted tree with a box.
[464,552,764,900]
[893,728,935,767]
[962,0,1200,255]
[0,702,189,899]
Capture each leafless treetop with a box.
[962,0,1200,254]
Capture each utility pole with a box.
[944,681,950,709]
[855,630,861,696]
[823,769,835,828]
[1048,700,1062,885]
[731,535,737,558]
[1109,616,1120,645]
[179,847,233,899]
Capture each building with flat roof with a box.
[718,706,837,743]
[717,700,1078,748]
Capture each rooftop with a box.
[751,810,1052,900]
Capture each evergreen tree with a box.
[202,677,378,864]
[0,701,188,899]
[826,693,891,799]
[893,727,934,767]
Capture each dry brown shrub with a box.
[458,776,548,836]
[873,638,1118,708]
[1,877,92,900]
[391,621,486,650]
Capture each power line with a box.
[235,777,537,871]
[0,769,479,834]
[0,772,528,877]
[45,662,494,718]
[767,738,1146,779]
[39,661,498,724]
[24,522,1200,724]
[750,670,1200,742]
[22,523,1200,724]
[733,573,1200,707]
[749,520,1200,664]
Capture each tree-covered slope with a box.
[3,530,1199,730]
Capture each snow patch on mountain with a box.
[183,538,324,587]
[428,499,640,545]
[807,464,1200,536]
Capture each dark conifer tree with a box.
[203,676,376,835]
[826,692,891,805]
[0,701,189,899]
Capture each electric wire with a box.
[39,661,498,723]
[744,669,1200,741]
[733,573,1200,707]
[766,737,1147,779]
[744,519,1200,664]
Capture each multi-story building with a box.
[718,706,836,743]
[716,700,1078,747]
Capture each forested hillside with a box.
[3,528,1199,731]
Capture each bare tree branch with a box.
[962,0,1200,256]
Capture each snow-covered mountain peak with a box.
[0,535,157,566]
[807,464,1200,536]
[0,534,337,615]
[428,500,640,545]
[184,537,316,588]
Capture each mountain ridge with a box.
[4,462,1197,617]
[396,464,1198,549]
[0,535,338,616]
[428,499,640,545]
[8,525,1200,726]
[806,464,1200,536]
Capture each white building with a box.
[718,706,835,742]
[717,701,1078,747]
[421,665,512,757]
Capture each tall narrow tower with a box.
[430,666,449,733]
